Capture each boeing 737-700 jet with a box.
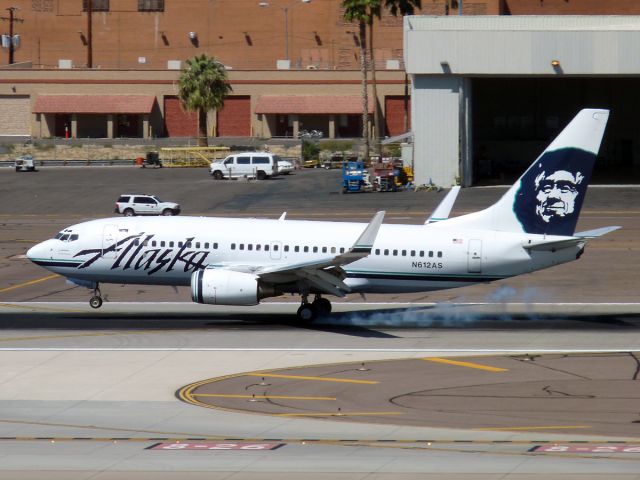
[27,109,618,321]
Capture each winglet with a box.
[352,211,385,254]
[426,186,460,224]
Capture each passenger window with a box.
[340,247,345,253]
[304,246,309,253]
[375,249,380,255]
[256,244,261,251]
[384,249,389,256]
[274,245,279,251]
[322,247,327,253]
[213,242,218,249]
[204,242,209,249]
[401,250,406,256]
[161,241,165,247]
[169,241,174,248]
[143,239,149,247]
[252,156,269,164]
[419,250,424,257]
[438,251,443,258]
[195,242,200,249]
[239,244,244,250]
[429,251,433,258]
[284,245,289,252]
[231,243,236,250]
[237,156,251,165]
[331,247,336,254]
[410,250,415,256]
[393,249,398,256]
[152,241,157,247]
[248,244,253,251]
[294,246,300,252]
[313,246,318,253]
[134,239,140,246]
[265,245,270,251]
[117,196,130,203]
[186,241,192,248]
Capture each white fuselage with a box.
[27,216,583,294]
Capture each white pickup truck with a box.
[14,155,36,172]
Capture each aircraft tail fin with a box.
[449,109,609,236]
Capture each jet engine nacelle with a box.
[191,268,276,306]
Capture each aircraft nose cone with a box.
[26,242,46,263]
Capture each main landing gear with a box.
[296,294,332,322]
[89,284,103,309]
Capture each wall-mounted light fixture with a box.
[188,31,199,47]
[551,59,560,67]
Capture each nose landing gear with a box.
[89,284,103,309]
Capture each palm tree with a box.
[178,54,232,147]
[370,0,421,142]
[343,0,371,160]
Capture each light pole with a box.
[259,0,311,62]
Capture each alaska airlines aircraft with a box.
[27,109,618,321]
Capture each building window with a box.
[138,0,164,12]
[83,0,110,12]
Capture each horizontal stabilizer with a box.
[426,186,460,224]
[575,226,621,238]
[523,237,585,252]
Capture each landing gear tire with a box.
[89,296,102,309]
[312,297,332,315]
[297,303,317,323]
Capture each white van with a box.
[210,152,280,180]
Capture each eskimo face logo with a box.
[534,169,584,223]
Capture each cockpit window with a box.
[54,231,79,242]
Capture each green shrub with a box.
[301,140,320,160]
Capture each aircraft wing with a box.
[523,226,621,252]
[425,186,460,224]
[254,211,385,296]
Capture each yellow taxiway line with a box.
[247,373,378,384]
[475,425,591,431]
[0,274,59,294]
[193,394,336,401]
[423,357,508,372]
[277,411,404,417]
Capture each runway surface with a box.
[2,168,640,478]
[1,301,640,479]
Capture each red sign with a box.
[149,442,283,451]
[532,445,640,453]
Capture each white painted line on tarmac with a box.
[0,348,637,353]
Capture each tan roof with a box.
[255,95,373,114]
[33,95,156,114]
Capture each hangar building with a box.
[404,16,640,186]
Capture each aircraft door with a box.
[269,241,282,260]
[102,224,119,259]
[467,239,482,273]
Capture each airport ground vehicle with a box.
[210,152,280,180]
[278,159,294,174]
[14,155,36,172]
[342,160,373,193]
[142,152,162,168]
[114,194,181,216]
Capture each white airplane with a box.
[27,109,618,322]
